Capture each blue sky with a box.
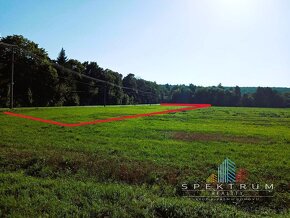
[1,0,289,87]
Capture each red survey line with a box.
[3,103,211,127]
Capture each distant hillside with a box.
[225,87,290,94]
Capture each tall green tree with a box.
[0,35,58,107]
[123,74,137,103]
[54,50,81,106]
[56,48,67,65]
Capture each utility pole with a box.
[10,47,15,109]
[103,85,106,107]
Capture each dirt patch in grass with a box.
[172,132,265,144]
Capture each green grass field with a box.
[0,105,289,217]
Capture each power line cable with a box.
[0,42,160,97]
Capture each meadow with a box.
[0,105,289,217]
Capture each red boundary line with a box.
[3,103,211,127]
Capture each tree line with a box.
[0,35,289,108]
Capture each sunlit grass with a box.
[0,105,289,217]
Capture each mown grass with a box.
[0,105,289,217]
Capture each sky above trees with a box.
[1,0,289,87]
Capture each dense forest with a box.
[0,35,289,108]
